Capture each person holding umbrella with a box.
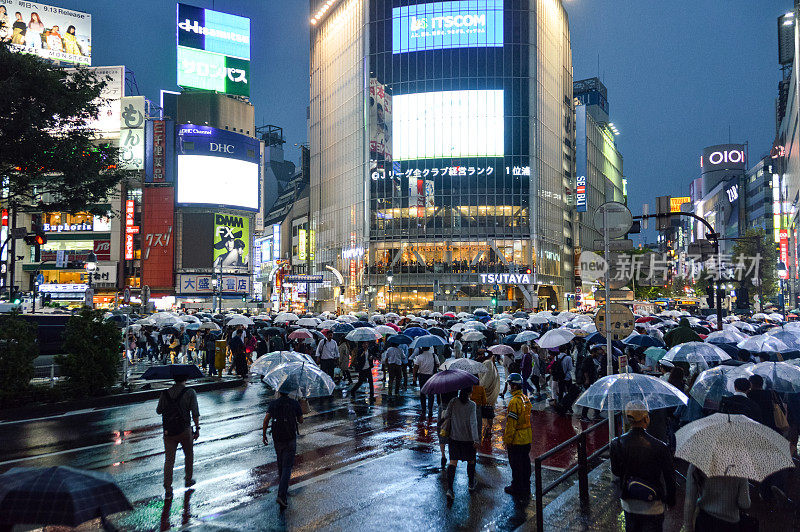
[156,373,200,499]
[441,386,480,500]
[349,342,375,402]
[316,329,339,382]
[503,373,532,499]
[414,345,439,417]
[262,379,304,510]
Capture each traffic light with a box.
[242,295,247,302]
[491,297,497,306]
[524,268,532,275]
[24,221,47,262]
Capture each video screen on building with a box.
[176,3,250,96]
[392,0,504,54]
[176,125,260,211]
[392,89,504,161]
[5,1,92,65]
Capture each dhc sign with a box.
[479,273,531,285]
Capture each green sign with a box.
[177,47,250,97]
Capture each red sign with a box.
[141,187,174,290]
[1,209,7,227]
[124,199,136,260]
[780,230,789,279]
[94,240,111,261]
[152,120,166,183]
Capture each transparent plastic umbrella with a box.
[662,341,731,369]
[461,331,485,342]
[690,365,754,410]
[574,373,689,411]
[440,358,488,375]
[535,328,575,349]
[644,347,667,367]
[514,330,540,343]
[409,334,447,349]
[345,327,382,342]
[529,315,549,325]
[263,361,335,398]
[705,329,746,344]
[274,313,300,323]
[737,335,789,353]
[250,351,316,376]
[227,315,255,327]
[765,330,800,351]
[739,361,800,393]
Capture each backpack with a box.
[161,388,189,436]
[550,354,566,381]
[271,400,298,442]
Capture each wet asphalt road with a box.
[0,370,600,531]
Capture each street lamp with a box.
[84,252,97,309]
[211,274,219,314]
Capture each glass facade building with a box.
[310,0,574,312]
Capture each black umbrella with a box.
[262,327,285,336]
[428,327,447,339]
[513,311,528,318]
[387,334,412,345]
[141,364,205,380]
[0,466,132,527]
[160,326,181,336]
[351,321,372,328]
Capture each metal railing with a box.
[32,364,60,386]
[533,419,613,532]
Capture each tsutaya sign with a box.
[479,273,531,285]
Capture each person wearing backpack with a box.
[262,383,304,509]
[610,402,676,532]
[156,374,200,499]
[550,347,572,405]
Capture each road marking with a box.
[0,442,115,466]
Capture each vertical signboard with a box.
[298,229,307,261]
[124,199,136,260]
[141,188,175,290]
[780,229,789,279]
[153,120,166,182]
[119,96,145,170]
[369,78,392,161]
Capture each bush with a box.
[56,309,121,396]
[0,311,39,403]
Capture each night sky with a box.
[56,0,786,235]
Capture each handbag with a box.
[773,392,790,431]
[624,476,660,502]
[439,416,451,438]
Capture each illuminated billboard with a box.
[178,3,250,60]
[4,1,91,65]
[700,144,747,174]
[176,125,260,211]
[392,89,504,161]
[176,3,250,96]
[213,213,250,273]
[177,47,250,96]
[393,0,504,54]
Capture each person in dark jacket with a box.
[719,378,762,423]
[663,318,701,348]
[578,345,602,422]
[610,402,676,532]
[747,375,776,430]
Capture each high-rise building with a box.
[309,0,575,312]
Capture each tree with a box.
[56,309,121,395]
[0,42,124,214]
[0,312,38,404]
[732,228,777,307]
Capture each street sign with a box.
[602,253,630,290]
[10,227,27,239]
[84,287,94,308]
[688,239,715,258]
[593,239,634,252]
[594,302,635,341]
[594,289,634,302]
[56,250,66,268]
[593,202,633,239]
[285,274,324,283]
[123,287,131,304]
[35,274,44,285]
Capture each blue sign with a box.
[36,274,44,285]
[177,125,260,164]
[178,3,251,61]
[393,0,504,55]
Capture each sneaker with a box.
[276,496,288,509]
[446,489,455,500]
[185,478,196,488]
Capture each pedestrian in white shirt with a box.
[414,347,438,417]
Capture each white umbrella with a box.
[275,312,300,323]
[535,328,575,349]
[731,321,757,333]
[429,312,443,318]
[318,319,338,330]
[345,327,382,342]
[199,322,220,331]
[181,315,201,323]
[675,413,793,481]
[574,373,689,411]
[463,321,487,331]
[296,317,320,328]
[767,312,784,322]
[450,323,467,332]
[337,315,357,323]
[512,318,529,328]
[227,315,255,327]
[252,314,272,321]
[440,358,488,375]
[135,318,155,326]
[263,361,335,398]
[525,315,546,325]
[555,312,576,325]
[751,313,767,321]
[705,329,746,344]
[461,331,485,342]
[514,330,540,343]
[736,335,789,353]
[494,323,511,333]
[661,342,730,368]
[375,325,398,336]
[250,351,316,376]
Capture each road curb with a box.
[0,378,245,422]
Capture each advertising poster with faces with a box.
[1,0,91,64]
[213,214,250,273]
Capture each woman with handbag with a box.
[441,386,480,500]
[470,377,491,438]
